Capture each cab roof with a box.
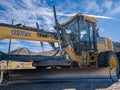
[61,13,98,26]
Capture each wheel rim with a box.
[110,56,117,75]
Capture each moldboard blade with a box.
[6,67,116,83]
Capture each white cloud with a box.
[0,0,55,52]
[0,0,54,29]
[0,45,4,49]
[58,13,76,17]
[99,28,108,37]
[105,5,120,16]
[81,0,102,13]
[0,39,9,43]
[84,14,115,19]
[58,13,115,20]
[102,0,113,9]
[0,39,53,52]
[0,39,21,44]
[11,43,24,50]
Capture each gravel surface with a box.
[0,81,120,90]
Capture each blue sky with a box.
[0,0,120,52]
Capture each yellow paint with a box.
[61,14,98,26]
[0,13,115,68]
[97,38,114,52]
[0,26,58,42]
[110,56,117,72]
[8,61,35,69]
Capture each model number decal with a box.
[11,30,31,37]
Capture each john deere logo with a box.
[11,30,31,37]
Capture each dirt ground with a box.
[0,80,120,90]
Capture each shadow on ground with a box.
[0,81,116,90]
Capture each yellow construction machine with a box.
[0,6,120,84]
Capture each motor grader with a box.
[0,6,120,84]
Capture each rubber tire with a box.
[116,51,120,73]
[98,51,119,77]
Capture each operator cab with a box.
[61,14,98,55]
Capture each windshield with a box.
[63,17,96,55]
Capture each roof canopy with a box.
[61,14,98,26]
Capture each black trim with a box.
[93,23,97,52]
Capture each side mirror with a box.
[79,15,85,24]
